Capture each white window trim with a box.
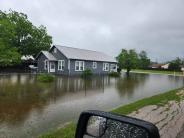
[103,63,109,71]
[58,60,65,71]
[75,61,85,71]
[92,62,97,69]
[44,60,48,70]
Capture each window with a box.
[103,63,109,71]
[50,62,55,69]
[92,62,97,69]
[44,60,48,70]
[58,60,65,71]
[110,64,117,71]
[54,48,57,53]
[75,61,84,71]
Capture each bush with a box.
[81,69,93,78]
[37,73,55,82]
[109,72,120,77]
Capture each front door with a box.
[50,62,55,72]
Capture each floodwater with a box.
[0,73,183,138]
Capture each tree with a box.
[0,42,21,66]
[117,49,138,76]
[0,10,52,57]
[138,51,150,69]
[0,12,21,66]
[168,57,182,71]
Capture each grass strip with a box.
[130,69,183,76]
[39,123,76,138]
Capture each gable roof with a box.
[52,45,117,63]
[36,51,57,61]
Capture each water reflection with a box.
[55,76,111,93]
[0,75,111,126]
[116,74,149,98]
[0,74,183,137]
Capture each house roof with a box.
[37,51,57,61]
[161,63,170,67]
[53,45,117,63]
[149,64,164,68]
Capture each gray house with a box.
[36,45,117,75]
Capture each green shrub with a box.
[109,71,120,77]
[37,73,55,82]
[81,69,93,78]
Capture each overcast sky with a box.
[1,0,184,62]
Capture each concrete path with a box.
[129,89,184,138]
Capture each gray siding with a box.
[37,54,48,73]
[69,59,116,75]
[50,46,69,75]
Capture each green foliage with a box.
[39,123,76,138]
[37,74,55,83]
[0,10,52,59]
[0,42,21,66]
[138,51,150,69]
[169,57,182,71]
[117,49,151,75]
[81,69,93,78]
[117,49,138,75]
[109,71,120,77]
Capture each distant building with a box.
[181,67,184,72]
[161,63,170,69]
[149,63,170,70]
[149,63,163,69]
[36,45,117,75]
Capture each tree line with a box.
[0,10,52,67]
[117,49,184,75]
[168,57,184,71]
[117,49,151,75]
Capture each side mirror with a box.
[75,110,160,138]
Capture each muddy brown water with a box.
[0,73,183,138]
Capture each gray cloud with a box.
[1,0,184,62]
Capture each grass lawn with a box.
[39,123,76,138]
[128,69,183,76]
[39,88,183,138]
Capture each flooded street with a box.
[0,73,183,137]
